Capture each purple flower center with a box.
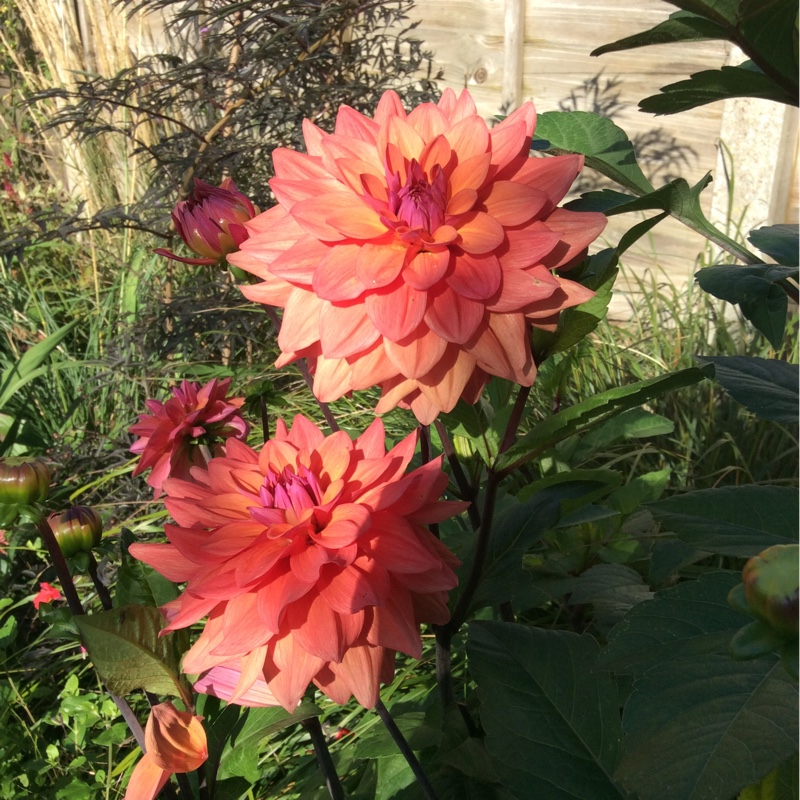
[259,464,324,517]
[388,161,446,233]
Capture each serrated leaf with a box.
[695,265,795,347]
[533,111,654,195]
[639,62,795,114]
[596,571,748,674]
[617,655,799,800]
[592,11,727,57]
[648,486,799,556]
[696,355,798,423]
[748,224,799,266]
[496,366,710,473]
[75,604,186,699]
[468,622,627,800]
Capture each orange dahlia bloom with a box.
[228,88,606,423]
[125,702,207,800]
[130,415,465,711]
[130,378,250,498]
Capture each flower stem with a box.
[498,384,531,454]
[300,717,345,800]
[433,420,480,531]
[87,553,113,611]
[374,700,438,800]
[36,520,147,752]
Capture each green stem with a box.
[300,717,345,800]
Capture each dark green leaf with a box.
[355,712,439,759]
[581,408,675,451]
[591,11,727,57]
[496,366,711,473]
[468,622,626,800]
[639,63,795,115]
[695,265,795,347]
[696,355,798,423]
[607,468,672,516]
[748,224,799,266]
[648,485,799,556]
[533,111,654,195]
[115,529,179,608]
[617,655,799,800]
[596,571,749,674]
[75,604,186,698]
[661,0,738,26]
[570,564,654,633]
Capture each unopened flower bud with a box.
[742,544,799,636]
[48,506,103,557]
[154,178,258,266]
[0,457,50,506]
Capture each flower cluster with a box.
[229,88,605,423]
[131,415,465,710]
[130,378,250,498]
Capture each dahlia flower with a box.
[229,88,606,423]
[130,378,250,498]
[155,178,257,266]
[130,415,465,711]
[124,702,207,800]
[33,581,63,610]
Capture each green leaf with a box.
[580,408,675,452]
[75,604,187,699]
[591,11,728,57]
[661,0,738,26]
[607,468,672,517]
[217,703,320,781]
[0,320,78,409]
[440,398,501,464]
[617,655,799,800]
[468,622,627,800]
[596,571,748,674]
[739,752,800,800]
[533,111,654,195]
[495,366,711,473]
[749,224,799,266]
[648,486,799,556]
[695,265,796,347]
[639,62,795,114]
[697,355,798,423]
[115,529,180,608]
[570,564,654,633]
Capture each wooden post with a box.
[502,0,525,112]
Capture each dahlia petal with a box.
[266,633,326,711]
[125,754,170,800]
[407,102,448,141]
[194,662,280,707]
[526,275,596,319]
[411,590,452,625]
[348,340,401,390]
[445,115,489,162]
[373,376,419,417]
[311,503,371,549]
[354,417,387,459]
[213,592,271,656]
[257,568,314,633]
[360,512,442,573]
[312,665,353,705]
[228,645,269,704]
[318,560,388,614]
[500,222,562,269]
[364,280,427,341]
[356,239,407,289]
[425,285,485,344]
[328,642,385,708]
[456,212,505,255]
[302,119,326,156]
[486,312,535,377]
[287,593,342,662]
[128,544,196,582]
[311,431,353,483]
[291,541,337,583]
[446,188,478,216]
[449,152,492,197]
[334,104,380,142]
[403,249,450,290]
[360,171,389,203]
[419,134,455,176]
[271,177,345,209]
[381,115,425,163]
[271,148,330,181]
[490,102,536,168]
[290,193,357,241]
[485,266,560,313]
[417,346,477,413]
[277,288,322,353]
[269,236,331,285]
[161,592,219,632]
[481,182,549,226]
[312,354,354,402]
[447,252,501,300]
[325,203,387,240]
[286,415,326,451]
[239,277,294,308]
[181,612,229,674]
[540,208,608,270]
[408,498,472,524]
[464,322,516,379]
[319,301,380,358]
[384,325,448,379]
[439,87,478,122]
[374,90,407,124]
[511,153,584,207]
[366,586,421,657]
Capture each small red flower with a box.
[333,727,352,741]
[155,178,258,266]
[131,415,467,711]
[130,378,250,499]
[33,582,63,610]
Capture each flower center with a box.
[259,464,324,518]
[388,161,446,234]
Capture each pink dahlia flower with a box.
[229,88,606,423]
[130,415,466,710]
[155,178,257,266]
[130,378,250,498]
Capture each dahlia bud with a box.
[742,544,799,636]
[48,506,103,557]
[0,457,51,506]
[154,178,257,266]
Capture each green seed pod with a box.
[742,544,799,637]
[0,457,51,506]
[48,506,103,557]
